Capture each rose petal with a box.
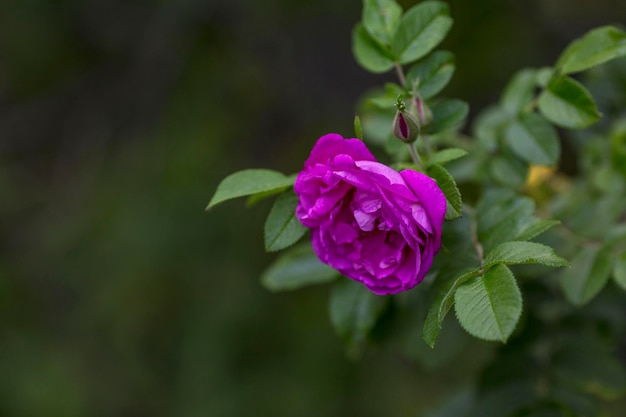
[400,170,446,246]
[304,133,375,168]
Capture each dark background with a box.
[1,0,625,416]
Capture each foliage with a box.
[208,0,626,415]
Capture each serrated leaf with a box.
[207,169,296,209]
[424,99,469,135]
[614,252,626,291]
[406,50,455,99]
[484,241,569,268]
[488,153,529,189]
[557,26,626,74]
[362,0,403,46]
[329,279,387,354]
[261,243,339,292]
[454,264,522,342]
[423,268,480,347]
[427,147,467,166]
[428,164,462,220]
[505,112,560,165]
[352,23,395,73]
[392,1,453,64]
[264,192,308,252]
[560,244,613,306]
[501,68,537,114]
[538,75,601,129]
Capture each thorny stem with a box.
[394,62,407,87]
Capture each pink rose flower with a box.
[294,133,447,295]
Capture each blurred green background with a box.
[1,0,625,416]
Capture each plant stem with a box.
[394,62,406,87]
[465,205,484,266]
[408,141,424,170]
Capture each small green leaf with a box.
[613,252,626,291]
[484,241,569,268]
[428,164,462,220]
[488,154,529,189]
[264,192,308,252]
[501,68,537,114]
[261,243,339,292]
[329,279,387,354]
[505,112,560,165]
[392,1,453,64]
[352,23,395,73]
[423,268,480,347]
[428,147,468,166]
[406,50,455,99]
[424,99,469,135]
[454,264,522,342]
[354,113,363,140]
[537,75,601,129]
[560,244,613,306]
[362,0,403,46]
[207,169,296,209]
[556,26,626,74]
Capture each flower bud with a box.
[392,109,420,143]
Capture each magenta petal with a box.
[304,133,376,168]
[400,170,446,243]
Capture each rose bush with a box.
[294,133,446,295]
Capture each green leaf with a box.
[264,192,308,252]
[365,83,405,109]
[472,106,513,149]
[427,147,468,166]
[478,195,559,253]
[362,0,403,46]
[484,241,569,268]
[454,264,522,342]
[428,164,462,220]
[501,68,537,114]
[560,244,613,306]
[488,154,529,189]
[505,112,560,165]
[423,268,480,347]
[515,218,560,242]
[352,23,395,73]
[613,252,626,291]
[392,1,453,64]
[261,243,339,292]
[557,26,626,74]
[535,66,554,88]
[207,169,296,209]
[406,50,455,99]
[329,279,387,353]
[424,99,469,135]
[537,75,601,129]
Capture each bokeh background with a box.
[1,0,625,416]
